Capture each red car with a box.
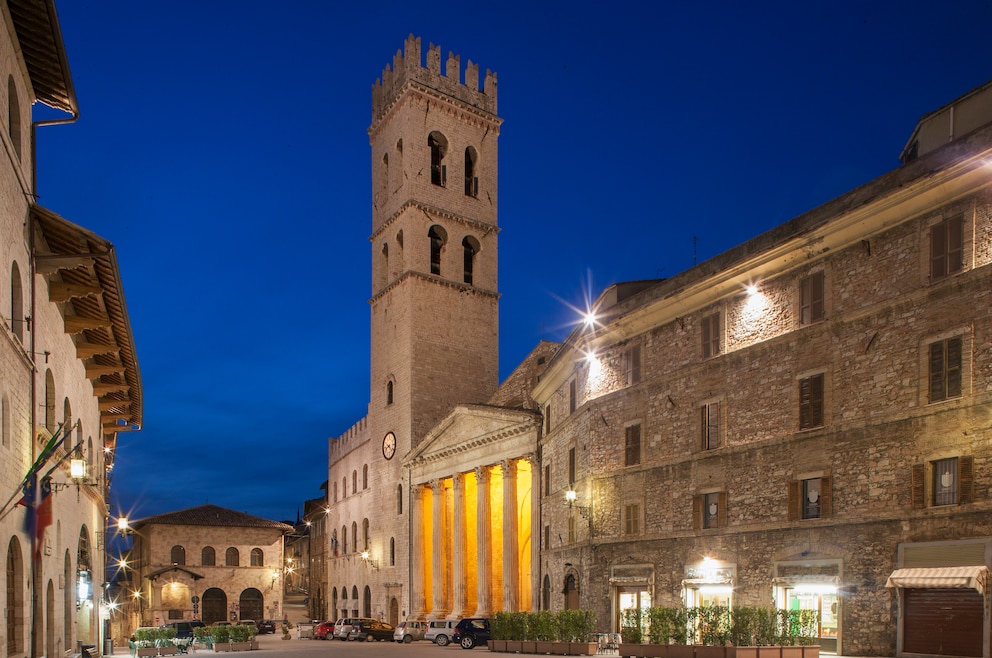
[313,621,336,640]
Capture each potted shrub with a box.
[561,609,597,656]
[619,608,643,657]
[229,623,256,650]
[531,610,558,655]
[490,612,510,652]
[194,625,213,651]
[211,625,231,651]
[281,622,291,640]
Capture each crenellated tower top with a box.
[371,34,498,121]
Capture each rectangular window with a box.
[567,516,575,543]
[703,492,720,528]
[544,465,551,497]
[701,313,720,358]
[569,380,577,414]
[624,424,641,467]
[624,345,641,386]
[929,336,962,403]
[624,504,640,535]
[544,524,550,550]
[700,402,721,450]
[799,373,824,429]
[799,271,825,325]
[930,214,964,281]
[568,447,576,485]
[801,478,821,519]
[545,404,552,434]
[932,457,959,506]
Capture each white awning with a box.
[885,566,990,595]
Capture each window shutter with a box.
[948,214,964,274]
[947,336,962,398]
[717,492,728,528]
[820,476,832,518]
[958,455,974,504]
[929,342,945,402]
[930,222,947,279]
[692,495,703,530]
[631,346,641,385]
[701,317,711,358]
[788,481,800,521]
[911,463,926,509]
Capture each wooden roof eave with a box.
[30,205,143,430]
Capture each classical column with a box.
[431,479,449,617]
[410,483,427,617]
[450,473,467,618]
[475,465,492,616]
[501,459,519,612]
[526,453,541,611]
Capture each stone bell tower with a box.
[368,35,501,460]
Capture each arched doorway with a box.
[564,574,579,610]
[46,579,56,658]
[388,598,399,627]
[6,537,25,654]
[363,586,371,618]
[239,589,263,622]
[201,588,227,624]
[542,575,551,610]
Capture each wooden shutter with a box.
[692,495,703,530]
[820,476,832,517]
[716,492,728,528]
[947,336,962,398]
[911,463,926,509]
[959,455,974,504]
[787,481,800,521]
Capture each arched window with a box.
[225,547,239,566]
[341,526,347,553]
[362,465,368,490]
[352,470,357,494]
[63,399,71,431]
[379,153,389,204]
[462,236,479,285]
[429,225,446,276]
[7,536,24,653]
[542,575,551,610]
[363,585,371,617]
[352,585,359,601]
[201,547,215,566]
[250,548,263,566]
[386,380,393,405]
[8,76,20,161]
[464,146,478,197]
[389,538,395,566]
[379,243,389,290]
[333,481,338,502]
[331,530,338,556]
[2,394,9,447]
[351,521,358,553]
[10,262,23,343]
[170,545,185,565]
[362,519,369,551]
[44,370,55,432]
[397,484,403,515]
[428,132,447,186]
[342,477,347,498]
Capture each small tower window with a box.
[429,226,446,276]
[428,132,447,187]
[464,147,478,197]
[462,236,479,285]
[386,380,393,405]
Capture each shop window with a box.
[929,214,964,281]
[800,271,824,325]
[624,424,641,467]
[700,402,721,450]
[799,373,824,430]
[929,336,962,403]
[912,456,974,508]
[624,345,641,385]
[701,312,720,358]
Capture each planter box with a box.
[552,642,571,655]
[521,641,538,653]
[506,640,523,653]
[668,646,695,658]
[695,647,728,658]
[158,648,178,656]
[136,649,158,658]
[568,642,598,656]
[535,641,555,654]
[230,641,253,651]
[491,640,508,652]
[619,643,643,658]
[642,645,670,658]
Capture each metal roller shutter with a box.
[903,588,983,657]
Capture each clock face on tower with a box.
[382,432,396,460]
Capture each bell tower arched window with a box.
[462,236,479,285]
[429,226,446,276]
[428,132,447,187]
[464,146,478,197]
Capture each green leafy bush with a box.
[620,608,643,644]
[211,625,230,643]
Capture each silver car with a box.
[334,617,374,640]
[424,619,459,646]
[393,619,427,643]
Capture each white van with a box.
[424,619,459,646]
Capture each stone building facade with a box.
[534,81,992,657]
[323,39,992,658]
[0,2,142,656]
[123,505,291,630]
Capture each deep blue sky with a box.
[34,1,992,524]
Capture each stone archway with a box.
[201,588,227,624]
[239,589,263,622]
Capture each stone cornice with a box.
[369,80,502,140]
[371,199,499,242]
[370,270,499,306]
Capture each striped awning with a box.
[885,566,990,595]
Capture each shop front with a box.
[772,560,841,654]
[682,558,735,609]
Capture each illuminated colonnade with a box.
[411,456,535,618]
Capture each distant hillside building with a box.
[324,39,992,658]
[123,505,291,629]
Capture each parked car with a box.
[334,617,374,640]
[349,620,394,642]
[452,618,490,649]
[313,621,336,640]
[162,621,205,639]
[211,621,231,626]
[425,619,459,646]
[393,619,427,643]
[256,620,277,634]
